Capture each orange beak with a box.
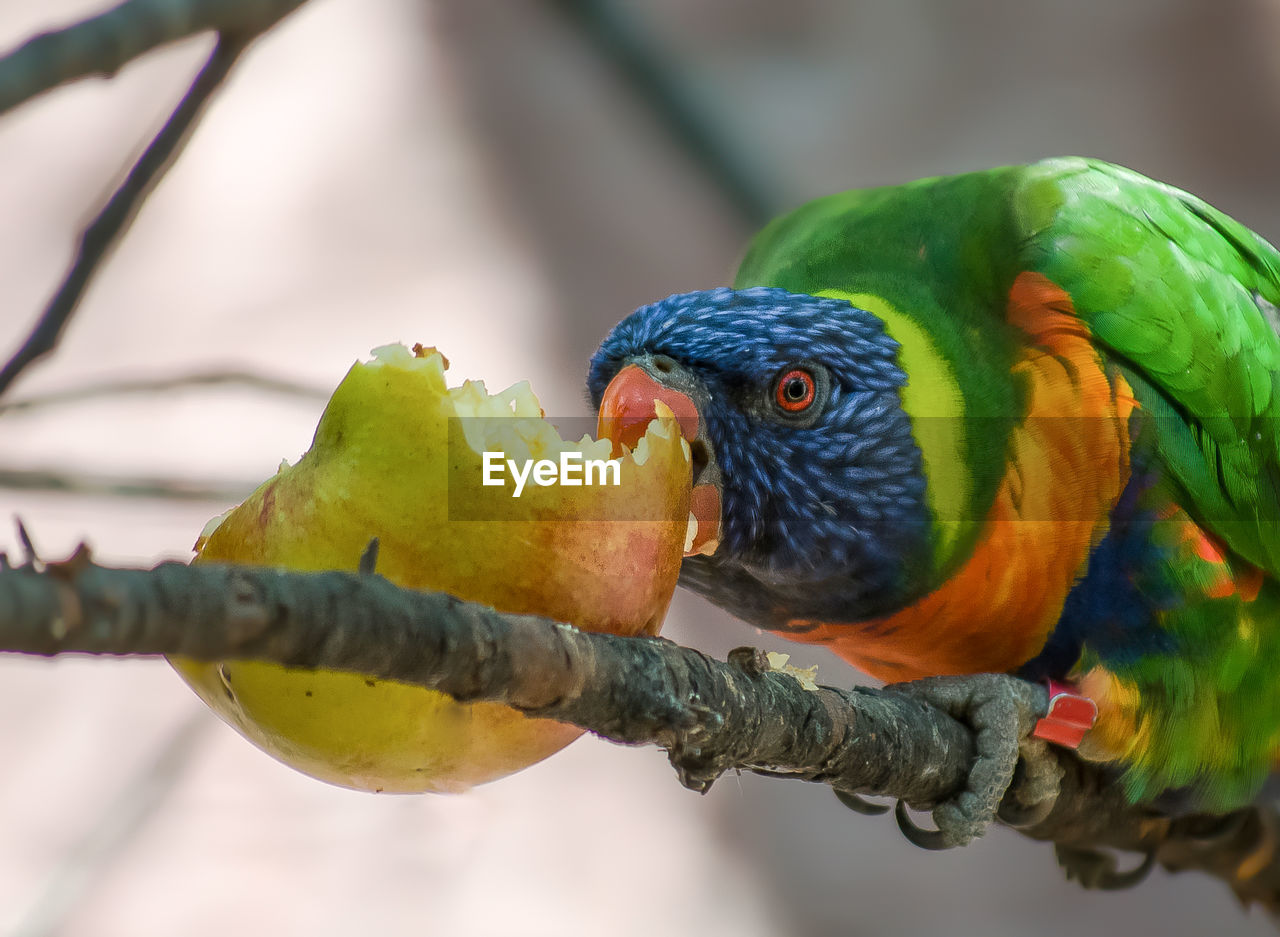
[596,364,700,452]
[597,364,721,557]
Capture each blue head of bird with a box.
[588,287,932,626]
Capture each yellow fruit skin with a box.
[173,350,689,793]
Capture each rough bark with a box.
[1,551,1278,912]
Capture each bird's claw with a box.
[1179,808,1251,847]
[895,800,962,850]
[1056,844,1156,890]
[887,674,1051,848]
[997,736,1064,828]
[834,789,890,816]
[894,795,1000,850]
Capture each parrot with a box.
[586,156,1280,850]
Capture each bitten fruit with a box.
[173,343,691,792]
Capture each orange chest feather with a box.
[791,273,1135,682]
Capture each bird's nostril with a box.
[651,355,677,374]
[689,438,709,485]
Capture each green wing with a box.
[1014,157,1280,574]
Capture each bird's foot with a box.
[887,674,1053,848]
[1055,844,1156,890]
[996,735,1064,829]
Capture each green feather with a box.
[1015,158,1280,574]
[735,157,1280,808]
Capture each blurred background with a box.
[2,0,1280,934]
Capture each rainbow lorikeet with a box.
[587,157,1280,847]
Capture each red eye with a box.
[775,368,816,412]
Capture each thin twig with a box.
[0,0,309,401]
[358,538,380,575]
[0,465,254,503]
[0,0,306,115]
[550,0,781,227]
[0,35,249,399]
[13,517,40,565]
[0,369,328,416]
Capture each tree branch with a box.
[0,368,327,416]
[0,0,306,116]
[0,0,309,400]
[549,0,779,227]
[1,551,1278,912]
[0,36,239,398]
[0,464,254,502]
